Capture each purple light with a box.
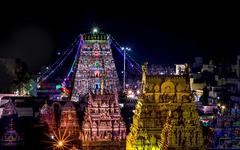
[39,38,80,82]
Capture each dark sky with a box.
[0,3,239,73]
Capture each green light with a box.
[56,84,62,90]
[95,61,99,68]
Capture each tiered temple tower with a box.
[1,101,21,147]
[71,32,119,101]
[39,102,56,131]
[80,91,126,149]
[60,102,80,138]
[126,63,204,150]
[1,119,21,147]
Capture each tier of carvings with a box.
[80,92,126,150]
[71,34,119,101]
[60,102,80,137]
[126,63,204,150]
[39,102,56,131]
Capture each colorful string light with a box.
[39,39,80,82]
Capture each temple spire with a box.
[70,32,119,101]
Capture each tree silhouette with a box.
[0,63,14,93]
[200,87,209,105]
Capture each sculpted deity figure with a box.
[154,84,160,92]
[150,134,156,146]
[184,63,189,74]
[185,129,190,145]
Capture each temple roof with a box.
[83,32,109,41]
[40,103,52,115]
[92,94,115,100]
[62,101,75,110]
[2,100,17,116]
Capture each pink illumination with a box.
[80,92,126,148]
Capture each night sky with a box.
[0,3,239,73]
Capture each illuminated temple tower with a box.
[1,119,21,147]
[39,102,56,131]
[80,91,126,149]
[60,102,80,138]
[71,32,119,101]
[126,63,204,150]
[1,101,21,147]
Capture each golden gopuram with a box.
[126,63,204,150]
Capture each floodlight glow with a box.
[93,28,98,33]
[58,141,63,147]
[137,90,140,95]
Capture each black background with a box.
[0,2,239,73]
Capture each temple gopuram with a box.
[126,63,204,150]
[80,90,126,149]
[71,32,119,101]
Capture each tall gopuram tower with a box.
[80,90,126,150]
[71,31,119,101]
[126,63,204,150]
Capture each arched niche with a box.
[161,80,175,93]
[154,84,160,92]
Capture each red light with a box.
[61,87,70,94]
[202,120,209,123]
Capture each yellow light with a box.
[221,105,226,109]
[58,141,63,147]
[44,129,74,150]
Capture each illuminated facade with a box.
[1,101,21,147]
[39,102,56,131]
[60,102,80,137]
[80,91,126,149]
[71,33,119,101]
[1,100,18,131]
[126,63,204,150]
[1,119,21,146]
